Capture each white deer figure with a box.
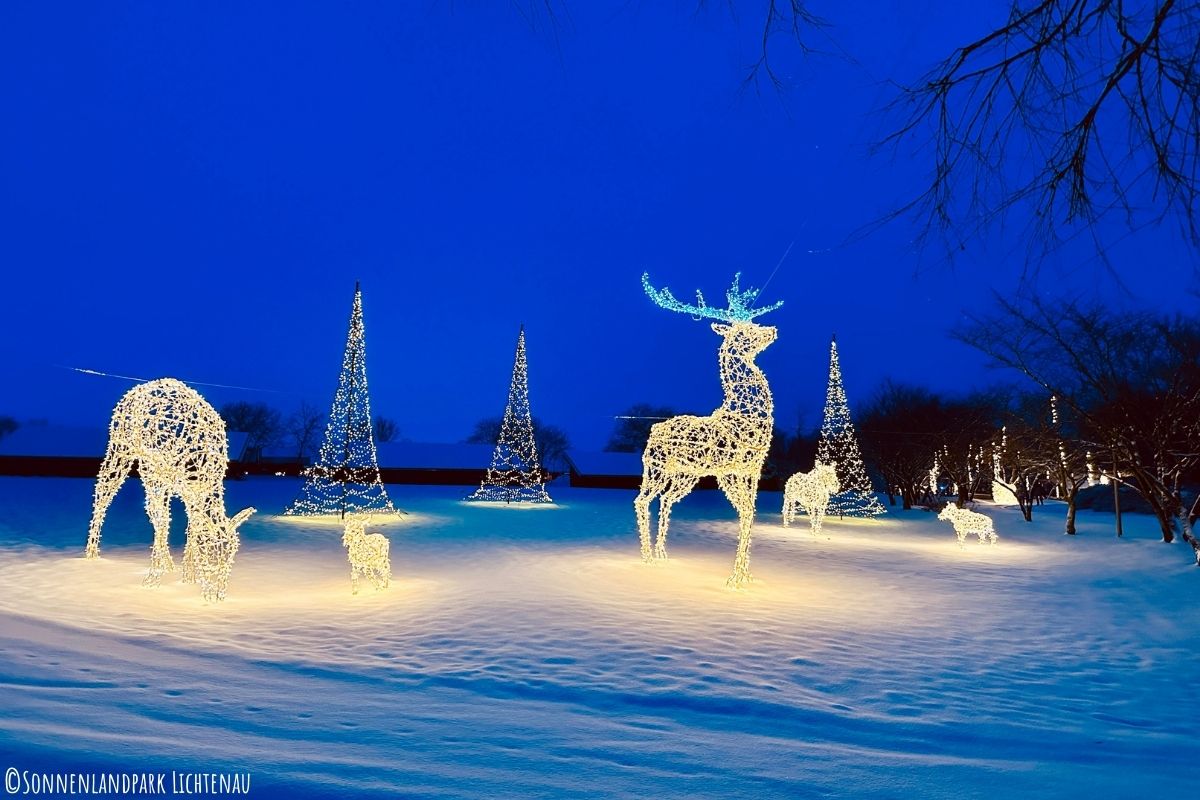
[635,273,783,588]
[937,504,998,548]
[342,514,391,594]
[85,378,255,602]
[782,461,841,534]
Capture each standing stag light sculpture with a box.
[635,273,782,588]
[85,378,256,602]
[782,462,840,534]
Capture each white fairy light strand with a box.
[85,378,256,602]
[937,504,999,548]
[466,326,553,503]
[782,461,840,534]
[816,337,886,517]
[342,514,391,594]
[284,283,399,518]
[635,273,780,588]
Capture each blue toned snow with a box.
[0,476,1196,798]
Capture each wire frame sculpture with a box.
[466,326,552,503]
[782,461,841,534]
[937,505,999,548]
[285,282,399,518]
[85,378,256,602]
[635,273,781,588]
[342,514,391,594]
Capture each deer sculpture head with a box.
[635,272,783,588]
[184,505,256,602]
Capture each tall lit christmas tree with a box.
[284,282,399,518]
[817,335,886,518]
[467,326,552,503]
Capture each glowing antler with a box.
[642,272,783,322]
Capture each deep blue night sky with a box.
[2,1,1196,449]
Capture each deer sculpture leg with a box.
[142,483,175,587]
[810,504,823,535]
[180,508,199,584]
[655,475,699,560]
[635,463,667,562]
[720,474,758,588]
[85,452,133,559]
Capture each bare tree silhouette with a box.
[881,1,1200,268]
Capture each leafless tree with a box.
[286,402,325,463]
[605,404,689,453]
[705,1,828,90]
[883,1,1200,267]
[935,392,1006,508]
[466,416,572,470]
[373,416,400,444]
[957,296,1200,563]
[859,382,947,509]
[992,392,1070,522]
[220,401,282,460]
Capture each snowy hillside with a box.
[0,476,1195,798]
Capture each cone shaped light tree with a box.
[284,282,398,519]
[817,336,886,518]
[467,326,552,503]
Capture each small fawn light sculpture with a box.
[782,462,841,534]
[937,504,998,548]
[85,378,255,602]
[342,514,391,594]
[635,273,782,588]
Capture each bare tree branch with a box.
[881,1,1200,271]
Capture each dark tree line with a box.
[956,297,1200,563]
[849,296,1200,567]
[604,403,816,484]
[465,416,571,470]
[217,401,396,463]
[858,384,1003,510]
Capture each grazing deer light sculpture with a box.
[783,462,841,534]
[85,378,256,602]
[635,273,783,588]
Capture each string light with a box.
[782,461,840,534]
[284,283,399,519]
[929,453,940,497]
[816,337,886,517]
[466,326,553,503]
[991,425,1019,505]
[85,378,256,602]
[342,514,391,594]
[937,505,999,548]
[634,273,780,589]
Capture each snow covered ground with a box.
[0,476,1196,798]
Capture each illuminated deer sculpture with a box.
[85,378,256,602]
[783,461,841,534]
[342,514,391,594]
[635,273,782,587]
